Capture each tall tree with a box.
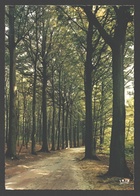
[6,5,39,157]
[84,15,95,159]
[23,6,40,154]
[82,5,133,178]
[51,61,56,151]
[57,67,62,150]
[38,7,51,152]
[6,5,18,159]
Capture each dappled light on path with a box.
[5,147,134,190]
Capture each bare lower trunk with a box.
[40,62,49,152]
[62,100,65,149]
[108,45,132,178]
[31,63,37,155]
[84,19,96,159]
[57,70,61,150]
[6,5,18,159]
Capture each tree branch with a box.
[82,6,114,49]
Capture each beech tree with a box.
[37,7,53,152]
[82,5,133,178]
[84,10,95,159]
[23,6,41,154]
[6,5,17,159]
[5,5,38,158]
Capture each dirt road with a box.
[5,146,134,190]
[5,147,93,190]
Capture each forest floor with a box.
[5,145,134,190]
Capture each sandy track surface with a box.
[5,147,92,190]
[5,146,134,190]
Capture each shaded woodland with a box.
[5,5,134,179]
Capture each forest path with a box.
[5,147,93,190]
[5,146,134,190]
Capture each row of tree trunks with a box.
[5,5,133,180]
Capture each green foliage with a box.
[5,5,134,156]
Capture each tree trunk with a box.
[65,101,69,148]
[5,91,9,144]
[31,62,37,155]
[16,95,20,147]
[40,62,49,152]
[62,98,65,149]
[73,124,77,148]
[84,19,96,159]
[107,7,133,178]
[39,14,50,152]
[100,82,104,149]
[38,111,42,145]
[57,70,61,150]
[22,90,26,146]
[77,118,80,147]
[31,9,40,155]
[93,88,97,154]
[6,5,18,159]
[51,65,56,151]
[82,121,85,146]
[108,45,131,178]
[69,106,73,148]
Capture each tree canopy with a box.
[5,5,134,179]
